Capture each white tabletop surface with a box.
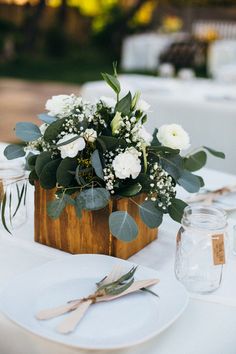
[1,143,236,354]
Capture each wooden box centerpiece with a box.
[3,66,221,259]
[34,184,157,259]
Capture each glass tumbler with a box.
[0,161,28,233]
[175,205,228,294]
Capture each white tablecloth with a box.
[81,75,236,175]
[1,139,236,353]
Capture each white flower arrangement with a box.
[3,65,225,240]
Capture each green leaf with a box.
[56,157,77,187]
[204,146,225,159]
[47,198,66,219]
[101,72,120,94]
[105,278,134,296]
[118,183,142,197]
[91,150,104,179]
[139,200,163,228]
[43,118,66,142]
[25,153,37,171]
[35,152,52,177]
[109,211,138,242]
[149,145,180,155]
[38,113,57,124]
[29,169,38,185]
[39,159,61,189]
[56,135,80,147]
[75,196,85,218]
[97,136,126,151]
[168,198,188,223]
[184,151,207,172]
[115,91,132,116]
[178,170,202,193]
[4,144,26,160]
[12,183,25,218]
[160,155,183,180]
[151,128,161,147]
[78,187,110,211]
[15,122,42,142]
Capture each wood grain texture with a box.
[34,183,157,259]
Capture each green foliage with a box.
[139,200,163,228]
[38,113,57,124]
[47,198,66,219]
[4,144,26,160]
[56,158,77,187]
[115,91,132,116]
[35,152,53,177]
[184,151,207,172]
[168,198,188,223]
[44,118,66,142]
[101,72,120,95]
[118,183,142,197]
[15,122,42,142]
[204,146,225,159]
[91,150,104,179]
[109,211,138,241]
[178,170,202,193]
[39,159,61,189]
[77,187,110,211]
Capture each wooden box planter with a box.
[34,183,157,259]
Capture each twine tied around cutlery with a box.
[36,265,159,334]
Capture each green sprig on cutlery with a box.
[36,265,159,335]
[2,64,225,238]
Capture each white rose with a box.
[45,94,82,118]
[83,128,97,143]
[57,134,85,159]
[157,124,190,150]
[136,98,150,112]
[100,96,116,108]
[138,126,153,145]
[112,148,141,179]
[39,123,48,135]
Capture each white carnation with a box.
[57,134,85,159]
[112,148,141,180]
[39,123,48,135]
[83,128,97,143]
[157,124,190,150]
[138,126,153,145]
[100,96,116,108]
[45,94,82,118]
[136,98,150,112]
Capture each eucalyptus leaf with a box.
[47,198,66,219]
[35,152,52,177]
[56,157,77,187]
[78,188,110,211]
[44,118,66,142]
[75,196,85,218]
[1,193,11,234]
[4,144,26,160]
[204,146,225,159]
[15,122,42,142]
[178,170,202,193]
[39,159,61,189]
[115,91,132,116]
[101,73,120,94]
[25,153,37,171]
[38,113,57,124]
[97,136,126,151]
[91,150,104,179]
[118,183,142,197]
[139,200,163,228]
[184,151,207,172]
[160,155,183,180]
[168,198,188,223]
[29,169,38,185]
[109,211,138,241]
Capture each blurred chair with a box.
[208,40,236,80]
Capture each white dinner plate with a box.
[0,254,188,350]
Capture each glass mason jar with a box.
[175,205,228,294]
[0,161,28,233]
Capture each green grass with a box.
[0,49,115,84]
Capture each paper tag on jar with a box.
[212,234,225,265]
